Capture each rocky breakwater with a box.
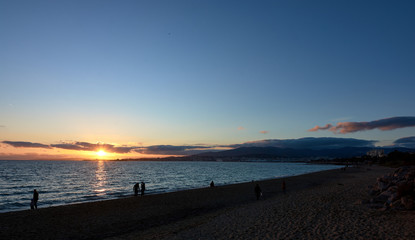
[368,166,415,210]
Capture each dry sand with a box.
[1,165,414,240]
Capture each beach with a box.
[1,165,414,239]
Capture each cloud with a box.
[309,117,415,134]
[136,145,214,155]
[50,143,85,151]
[2,137,380,157]
[259,131,269,134]
[308,124,333,132]
[393,136,415,148]
[237,126,245,130]
[0,125,5,128]
[51,142,136,153]
[0,152,82,160]
[2,141,51,149]
[2,140,215,155]
[226,137,376,150]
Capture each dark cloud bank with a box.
[135,145,212,156]
[228,137,376,150]
[2,141,51,149]
[394,137,415,148]
[2,141,214,156]
[2,137,384,156]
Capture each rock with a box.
[373,191,391,203]
[405,169,415,181]
[397,182,414,197]
[388,192,399,204]
[401,196,414,210]
[368,167,415,211]
[369,189,379,196]
[367,185,380,196]
[377,181,389,192]
[390,200,403,209]
[387,185,398,192]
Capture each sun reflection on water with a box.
[93,160,108,195]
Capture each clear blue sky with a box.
[1,0,415,159]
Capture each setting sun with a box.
[96,150,107,157]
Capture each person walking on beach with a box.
[210,181,215,188]
[133,183,140,196]
[282,180,286,194]
[254,184,262,200]
[140,182,145,196]
[33,189,39,209]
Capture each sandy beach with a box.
[1,165,414,240]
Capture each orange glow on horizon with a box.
[0,142,190,160]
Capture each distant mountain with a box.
[195,146,415,159]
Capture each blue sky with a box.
[1,0,415,159]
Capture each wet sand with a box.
[1,165,414,239]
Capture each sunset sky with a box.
[1,0,415,160]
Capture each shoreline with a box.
[0,164,338,214]
[2,165,414,239]
[0,161,341,213]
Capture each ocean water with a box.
[0,160,341,213]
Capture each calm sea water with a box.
[0,160,341,213]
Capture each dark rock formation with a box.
[368,166,415,210]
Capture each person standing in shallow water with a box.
[133,183,139,196]
[140,182,145,196]
[254,184,262,200]
[33,189,39,209]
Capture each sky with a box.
[1,0,415,160]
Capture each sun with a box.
[96,150,107,157]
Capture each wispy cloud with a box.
[0,125,5,128]
[308,124,332,132]
[259,130,269,134]
[237,126,245,130]
[2,141,51,149]
[308,117,415,134]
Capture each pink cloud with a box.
[308,124,333,132]
[309,117,415,134]
[259,130,269,134]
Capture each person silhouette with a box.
[133,183,140,196]
[210,181,215,188]
[140,182,145,196]
[33,189,39,209]
[282,180,286,194]
[254,184,262,200]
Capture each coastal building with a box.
[366,149,385,158]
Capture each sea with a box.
[0,160,342,213]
